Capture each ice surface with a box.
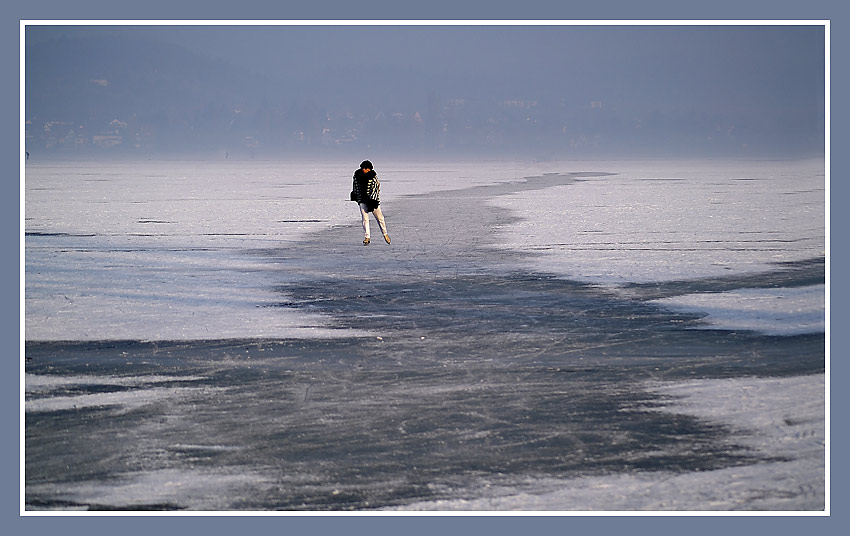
[489,158,825,336]
[25,159,535,341]
[25,372,214,413]
[25,158,825,340]
[490,159,824,283]
[388,373,825,511]
[26,468,272,511]
[25,373,206,391]
[25,341,825,511]
[24,157,826,512]
[651,285,825,335]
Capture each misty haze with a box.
[25,25,824,159]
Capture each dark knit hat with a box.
[360,160,373,170]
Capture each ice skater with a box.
[351,160,390,245]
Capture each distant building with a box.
[92,135,123,148]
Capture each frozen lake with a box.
[24,157,825,511]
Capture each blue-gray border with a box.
[5,1,843,534]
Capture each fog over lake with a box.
[25,24,825,159]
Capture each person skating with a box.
[351,160,390,245]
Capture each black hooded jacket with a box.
[352,168,380,211]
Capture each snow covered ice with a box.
[490,158,825,336]
[24,157,825,511]
[24,159,515,341]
